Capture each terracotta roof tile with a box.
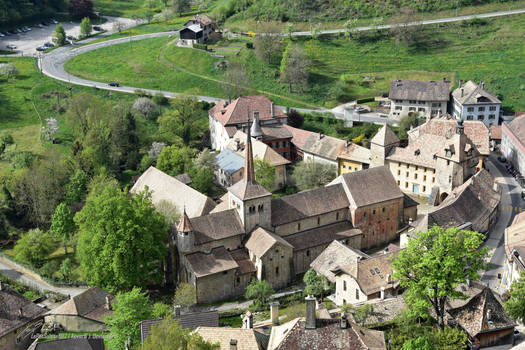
[209,96,286,127]
[230,249,257,275]
[195,327,263,350]
[490,125,502,140]
[506,115,525,143]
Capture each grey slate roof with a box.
[140,310,219,344]
[271,184,349,227]
[0,283,45,337]
[217,149,245,175]
[370,125,400,147]
[283,222,362,251]
[428,169,500,233]
[330,166,403,208]
[228,180,272,201]
[389,79,450,102]
[452,80,501,105]
[29,338,105,350]
[174,173,192,185]
[403,193,419,208]
[310,240,369,283]
[505,115,525,146]
[185,246,239,278]
[190,209,244,245]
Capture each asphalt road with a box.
[482,154,524,292]
[284,7,525,36]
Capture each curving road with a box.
[40,7,525,118]
[280,7,525,36]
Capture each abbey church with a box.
[131,116,417,303]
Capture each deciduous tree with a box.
[14,229,56,268]
[171,0,190,16]
[221,62,250,102]
[143,318,219,350]
[52,24,66,46]
[189,167,214,196]
[254,22,282,65]
[254,159,275,191]
[157,95,203,146]
[75,186,169,291]
[193,149,217,172]
[392,225,489,329]
[173,283,197,311]
[280,42,310,92]
[157,146,196,176]
[287,109,304,128]
[80,17,91,38]
[303,269,326,297]
[105,287,153,350]
[294,159,337,191]
[69,0,93,19]
[245,279,274,309]
[50,202,75,254]
[504,272,525,323]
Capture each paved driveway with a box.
[0,16,138,56]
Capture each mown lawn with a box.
[93,0,149,17]
[65,13,525,111]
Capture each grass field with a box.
[93,0,150,17]
[66,13,525,112]
[0,57,138,178]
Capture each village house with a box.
[374,118,485,202]
[427,169,501,234]
[44,287,114,333]
[501,211,525,292]
[27,337,105,350]
[331,246,401,306]
[209,95,290,155]
[388,79,450,119]
[267,296,386,349]
[501,115,525,176]
[346,295,407,327]
[452,80,501,127]
[0,281,45,350]
[284,125,371,173]
[160,118,416,303]
[179,14,217,45]
[446,282,515,348]
[490,125,502,150]
[140,306,219,344]
[221,129,290,190]
[216,148,245,188]
[195,327,267,350]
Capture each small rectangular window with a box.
[275,267,279,275]
[355,289,359,300]
[343,280,347,291]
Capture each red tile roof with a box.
[209,95,286,127]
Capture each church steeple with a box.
[177,207,193,233]
[244,114,256,183]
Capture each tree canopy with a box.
[504,272,525,323]
[75,185,169,291]
[173,283,197,311]
[143,317,219,350]
[392,225,489,328]
[293,159,337,191]
[50,202,76,254]
[245,279,274,310]
[254,159,275,191]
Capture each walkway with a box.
[0,255,87,297]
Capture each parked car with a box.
[93,26,103,31]
[6,44,17,50]
[66,35,77,41]
[354,106,368,114]
[36,46,47,51]
[43,42,54,48]
[0,33,4,37]
[497,156,506,162]
[108,81,120,87]
[51,19,58,24]
[1,32,9,36]
[41,21,48,26]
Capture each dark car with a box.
[108,82,120,87]
[93,26,103,31]
[43,42,54,48]
[497,156,506,162]
[36,46,47,51]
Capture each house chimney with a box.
[319,133,324,139]
[493,181,498,192]
[305,295,316,329]
[18,308,23,318]
[459,80,463,88]
[461,88,464,97]
[443,77,446,82]
[380,287,385,300]
[230,339,238,350]
[270,302,280,325]
[271,102,275,117]
[105,295,112,311]
[480,81,484,89]
[340,312,348,329]
[251,111,263,138]
[242,311,253,329]
[486,309,491,321]
[0,281,3,291]
[466,278,471,287]
[174,305,181,318]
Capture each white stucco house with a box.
[388,79,450,119]
[451,80,501,126]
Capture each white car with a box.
[6,44,17,50]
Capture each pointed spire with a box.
[177,207,193,233]
[244,113,256,183]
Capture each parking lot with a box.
[0,16,138,56]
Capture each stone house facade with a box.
[501,212,525,292]
[388,79,450,119]
[501,115,525,176]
